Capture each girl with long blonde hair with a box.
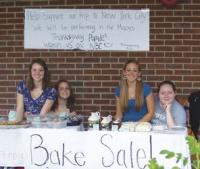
[114,60,154,122]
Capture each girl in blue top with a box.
[16,58,57,121]
[114,60,154,122]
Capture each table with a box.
[0,127,191,169]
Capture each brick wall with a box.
[0,0,200,115]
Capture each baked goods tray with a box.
[0,121,30,129]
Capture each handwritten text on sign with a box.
[0,129,190,169]
[24,9,149,51]
[28,132,150,169]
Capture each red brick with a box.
[119,0,137,4]
[0,81,15,86]
[0,1,14,6]
[7,41,23,46]
[184,29,200,34]
[15,24,24,29]
[155,11,173,16]
[176,82,192,88]
[174,58,191,63]
[84,0,100,4]
[58,62,75,69]
[83,94,100,98]
[93,64,110,68]
[184,64,200,69]
[165,29,182,34]
[174,11,191,16]
[146,76,164,82]
[94,76,110,80]
[0,35,14,41]
[184,76,200,81]
[93,99,110,104]
[174,34,191,39]
[174,70,191,75]
[0,24,14,29]
[102,69,119,74]
[0,99,6,104]
[183,40,200,46]
[156,34,173,39]
[192,47,200,51]
[84,82,101,86]
[0,13,15,19]
[155,23,173,28]
[151,29,164,34]
[192,23,200,28]
[67,69,83,74]
[165,17,183,22]
[101,105,115,111]
[148,52,164,57]
[174,46,191,51]
[0,105,15,110]
[16,1,31,6]
[155,69,173,75]
[155,58,173,63]
[67,0,83,5]
[165,52,182,57]
[165,76,182,81]
[101,0,118,4]
[8,18,24,24]
[191,70,199,76]
[8,7,23,12]
[76,64,92,69]
[155,46,173,51]
[193,83,200,88]
[76,99,92,104]
[166,64,183,69]
[49,0,65,5]
[76,88,92,93]
[83,58,100,63]
[184,5,200,10]
[84,69,101,74]
[101,58,118,63]
[32,0,49,6]
[66,58,83,62]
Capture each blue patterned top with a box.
[115,83,152,122]
[16,80,57,114]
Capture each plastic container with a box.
[29,114,67,128]
[46,119,67,128]
[0,115,8,124]
[8,110,17,121]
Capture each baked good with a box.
[119,122,152,132]
[119,122,137,132]
[134,122,152,132]
[0,121,19,125]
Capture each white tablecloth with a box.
[0,127,191,169]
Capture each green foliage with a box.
[186,136,200,169]
[148,135,200,169]
[183,157,188,166]
[147,158,164,169]
[160,150,175,159]
[148,148,188,169]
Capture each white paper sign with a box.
[0,129,25,166]
[24,9,149,51]
[23,129,151,169]
[0,129,191,169]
